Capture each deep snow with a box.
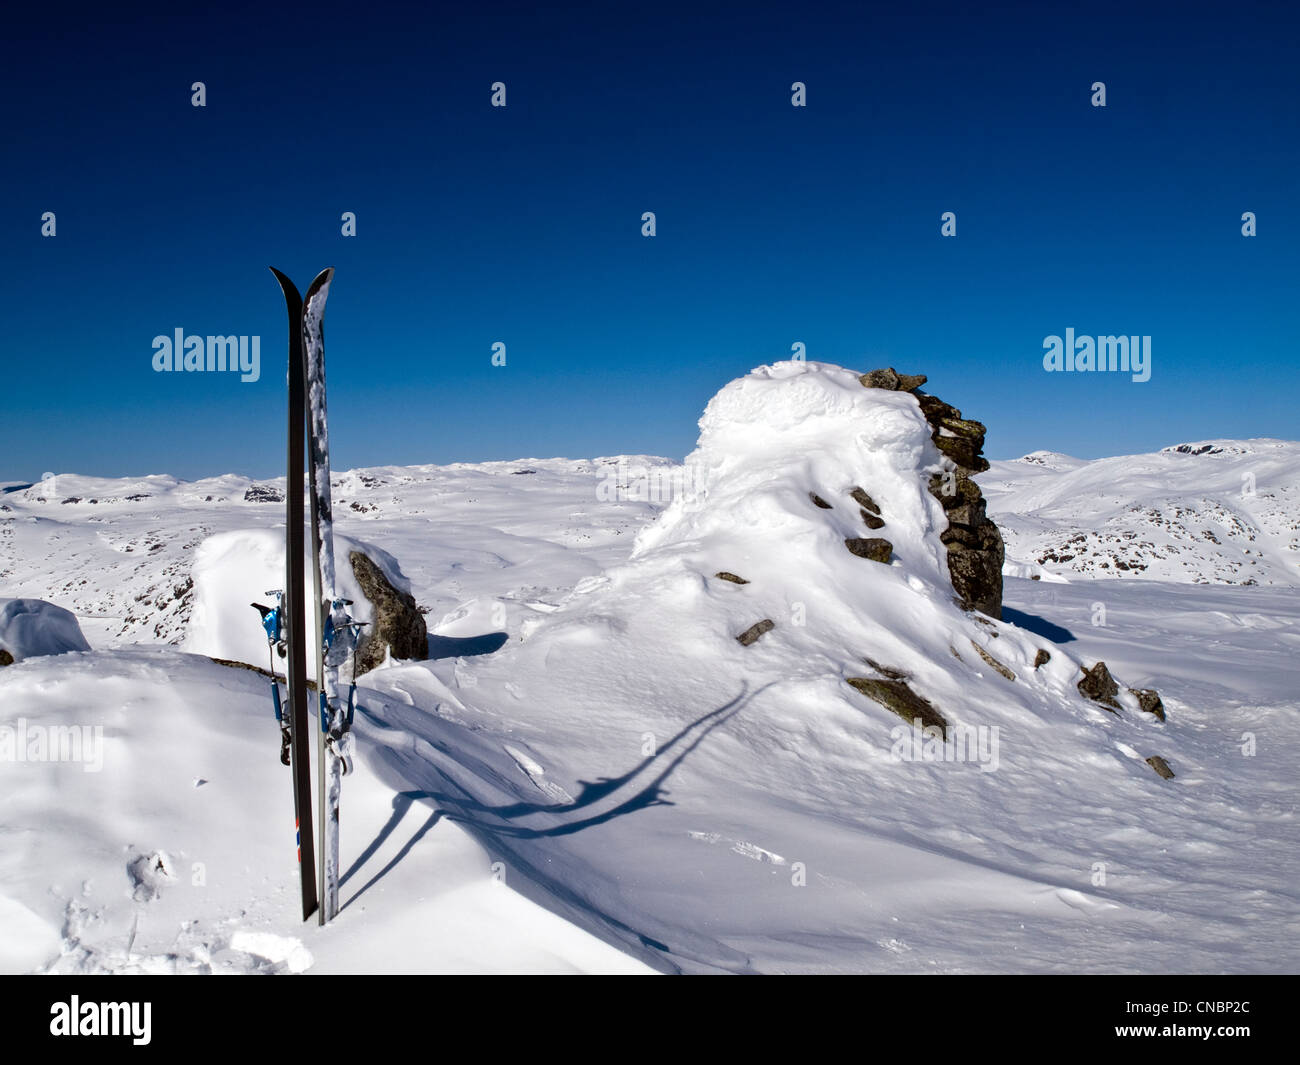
[1,362,1296,973]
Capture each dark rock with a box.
[809,492,833,510]
[860,509,886,530]
[715,572,749,585]
[930,473,983,506]
[348,550,428,675]
[933,434,990,473]
[736,619,774,646]
[859,367,927,392]
[847,677,948,736]
[915,392,960,418]
[1078,661,1122,712]
[1033,649,1051,669]
[944,501,986,527]
[971,640,1015,681]
[864,656,909,680]
[244,484,285,504]
[934,415,987,442]
[845,537,893,563]
[849,487,880,514]
[945,537,1003,618]
[0,649,13,667]
[940,525,982,548]
[1130,688,1166,722]
[1146,755,1175,780]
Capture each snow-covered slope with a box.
[345,364,1298,972]
[2,365,1297,974]
[985,440,1300,585]
[0,648,651,974]
[0,458,673,649]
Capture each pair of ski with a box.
[253,267,358,925]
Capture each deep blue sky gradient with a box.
[2,0,1297,479]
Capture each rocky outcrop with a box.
[859,368,1003,618]
[348,550,428,675]
[1078,661,1122,711]
[244,484,284,503]
[0,649,12,667]
[715,571,749,585]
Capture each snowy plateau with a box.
[1,361,1297,974]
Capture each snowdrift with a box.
[0,599,91,662]
[184,529,415,677]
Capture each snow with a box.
[0,649,649,974]
[1,360,1296,973]
[0,598,91,661]
[985,439,1300,584]
[183,528,407,679]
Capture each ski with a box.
[268,267,319,923]
[301,267,357,925]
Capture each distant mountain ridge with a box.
[984,438,1300,585]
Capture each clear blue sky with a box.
[2,0,1297,480]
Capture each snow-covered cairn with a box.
[541,360,1172,777]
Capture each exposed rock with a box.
[849,487,880,514]
[945,540,1003,618]
[916,393,960,421]
[1078,661,1122,712]
[863,656,909,680]
[906,382,1003,618]
[348,550,428,675]
[736,619,774,646]
[860,509,886,530]
[1131,688,1167,722]
[929,472,982,505]
[0,649,12,667]
[845,537,893,563]
[944,500,986,527]
[1033,649,1051,669]
[715,571,750,585]
[809,492,832,510]
[859,368,927,392]
[933,434,990,473]
[971,640,1015,681]
[847,677,948,735]
[244,484,284,503]
[934,415,987,442]
[1146,755,1175,780]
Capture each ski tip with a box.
[269,267,302,303]
[305,267,335,300]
